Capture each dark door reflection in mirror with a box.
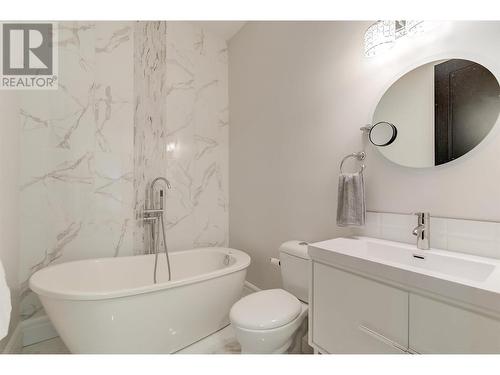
[435,60,500,165]
[372,58,500,168]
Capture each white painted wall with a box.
[229,21,500,290]
[0,91,20,351]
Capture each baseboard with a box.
[244,280,261,292]
[2,323,23,354]
[243,280,261,297]
[21,315,58,347]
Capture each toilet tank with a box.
[279,241,310,303]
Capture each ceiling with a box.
[192,21,246,41]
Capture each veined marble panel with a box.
[19,21,229,320]
[133,21,168,254]
[133,21,229,253]
[19,22,135,319]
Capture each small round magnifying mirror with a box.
[368,121,397,147]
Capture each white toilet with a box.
[230,241,310,354]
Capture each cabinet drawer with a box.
[312,262,409,353]
[409,294,500,354]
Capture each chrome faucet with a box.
[148,177,171,210]
[412,212,430,250]
[143,177,172,283]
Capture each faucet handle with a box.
[413,212,430,227]
[411,213,430,250]
[412,226,423,236]
[413,212,430,219]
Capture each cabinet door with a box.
[312,262,409,353]
[409,294,500,354]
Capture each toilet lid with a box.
[230,289,302,330]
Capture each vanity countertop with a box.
[308,236,500,315]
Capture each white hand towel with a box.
[0,259,11,340]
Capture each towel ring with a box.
[340,152,366,174]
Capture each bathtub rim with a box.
[29,247,250,301]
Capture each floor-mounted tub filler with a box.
[29,248,250,353]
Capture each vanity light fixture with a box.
[364,21,395,57]
[364,20,424,57]
[404,20,425,36]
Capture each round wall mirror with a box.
[372,58,500,168]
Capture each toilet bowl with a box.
[229,241,310,354]
[230,289,308,353]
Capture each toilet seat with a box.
[229,289,301,330]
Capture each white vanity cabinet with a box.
[308,236,500,354]
[310,260,500,354]
[311,263,409,354]
[409,294,500,354]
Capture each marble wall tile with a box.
[19,21,229,320]
[133,21,168,254]
[19,22,135,319]
[133,21,229,253]
[167,22,228,250]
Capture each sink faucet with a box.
[412,212,430,250]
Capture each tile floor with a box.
[21,324,241,354]
[19,286,312,355]
[22,336,70,354]
[21,324,313,354]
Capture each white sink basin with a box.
[308,236,500,314]
[363,240,494,282]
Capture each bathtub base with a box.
[41,270,244,353]
[31,248,250,354]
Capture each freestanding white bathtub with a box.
[29,247,250,353]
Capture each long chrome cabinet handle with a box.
[358,325,409,353]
